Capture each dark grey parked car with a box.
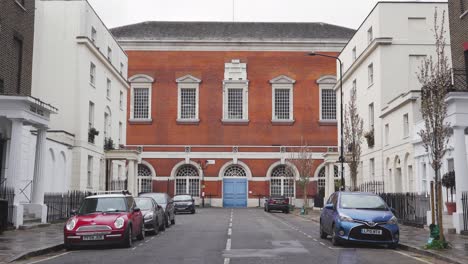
[139,193,175,227]
[173,194,196,214]
[135,197,165,235]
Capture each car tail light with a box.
[284,198,289,204]
[269,199,274,204]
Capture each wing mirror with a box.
[133,207,141,213]
[70,209,77,216]
[324,203,335,210]
[390,207,396,215]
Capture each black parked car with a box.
[173,194,196,214]
[139,193,175,227]
[264,196,290,213]
[134,197,165,235]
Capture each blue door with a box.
[223,178,247,208]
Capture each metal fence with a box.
[44,191,91,222]
[349,181,385,194]
[0,186,15,227]
[452,68,467,91]
[379,192,430,228]
[462,191,468,232]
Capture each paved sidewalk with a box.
[0,224,63,263]
[295,208,468,264]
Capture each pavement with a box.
[0,208,459,264]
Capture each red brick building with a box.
[111,22,354,207]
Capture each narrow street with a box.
[17,208,448,264]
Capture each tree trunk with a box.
[437,181,445,242]
[303,183,308,214]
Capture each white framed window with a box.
[106,78,111,99]
[91,27,97,44]
[352,46,357,61]
[421,163,427,193]
[448,158,455,172]
[119,91,124,110]
[352,79,357,91]
[385,123,389,145]
[368,63,374,86]
[270,165,295,197]
[129,74,154,122]
[176,75,201,122]
[90,62,96,86]
[175,165,199,196]
[88,101,94,129]
[87,155,93,188]
[317,75,337,122]
[104,112,110,140]
[107,47,112,62]
[369,103,374,131]
[138,164,153,193]
[367,27,373,44]
[223,60,249,122]
[370,158,375,180]
[270,75,295,122]
[403,113,409,138]
[118,122,122,145]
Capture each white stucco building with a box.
[31,0,131,195]
[336,2,450,193]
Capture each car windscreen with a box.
[140,193,166,204]
[174,195,192,201]
[79,197,127,214]
[340,194,388,210]
[135,198,153,210]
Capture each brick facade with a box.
[448,0,468,70]
[0,0,35,95]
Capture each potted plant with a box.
[88,127,99,144]
[364,129,374,148]
[104,137,114,151]
[441,171,456,215]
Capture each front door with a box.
[223,178,247,208]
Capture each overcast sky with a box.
[88,0,446,30]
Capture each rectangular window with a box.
[385,123,389,145]
[403,114,409,138]
[370,158,375,180]
[87,156,93,188]
[106,78,111,98]
[368,63,374,86]
[274,88,291,120]
[107,47,112,62]
[133,88,149,119]
[189,179,200,197]
[352,79,357,91]
[227,88,243,119]
[352,47,357,61]
[88,101,94,129]
[321,89,336,120]
[13,37,23,94]
[90,63,96,86]
[367,27,373,44]
[271,178,281,196]
[448,158,455,172]
[91,27,97,44]
[175,179,187,195]
[180,88,197,119]
[104,112,109,139]
[369,103,374,131]
[119,91,124,109]
[422,163,427,193]
[118,122,122,145]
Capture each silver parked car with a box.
[134,197,165,235]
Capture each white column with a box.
[6,119,24,205]
[31,127,47,204]
[326,163,335,199]
[453,127,468,212]
[127,160,136,195]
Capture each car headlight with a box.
[66,218,76,231]
[387,216,398,225]
[339,213,354,222]
[114,217,125,229]
[144,212,153,220]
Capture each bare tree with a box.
[344,85,364,189]
[288,142,315,213]
[417,9,451,243]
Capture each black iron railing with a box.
[452,68,467,91]
[44,190,91,222]
[349,181,385,194]
[0,186,15,227]
[462,191,468,232]
[380,193,430,228]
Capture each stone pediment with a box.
[269,75,296,84]
[128,74,154,83]
[176,74,202,83]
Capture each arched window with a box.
[223,165,247,177]
[175,165,199,196]
[317,165,339,195]
[138,164,153,193]
[270,165,295,197]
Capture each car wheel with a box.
[171,215,175,225]
[64,240,73,251]
[137,224,145,240]
[151,219,159,235]
[388,242,398,249]
[159,218,166,231]
[319,223,328,239]
[264,207,266,212]
[191,209,195,214]
[284,209,289,214]
[331,224,341,246]
[123,225,133,248]
[165,215,170,228]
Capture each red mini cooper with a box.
[64,192,144,249]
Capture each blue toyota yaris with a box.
[319,192,399,249]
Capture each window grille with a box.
[175,165,199,196]
[271,165,295,197]
[224,165,246,177]
[274,89,290,120]
[138,164,153,193]
[180,88,196,119]
[227,89,243,119]
[133,88,149,119]
[90,63,96,85]
[321,89,336,120]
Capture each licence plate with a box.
[361,229,382,235]
[82,235,104,241]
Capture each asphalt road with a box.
[17,208,449,264]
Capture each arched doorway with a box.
[222,163,249,208]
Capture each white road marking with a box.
[145,239,150,243]
[319,242,326,246]
[25,252,70,264]
[151,237,155,240]
[313,239,318,241]
[131,247,136,250]
[394,250,434,264]
[307,235,312,238]
[229,222,232,227]
[226,238,232,250]
[224,257,230,264]
[228,228,232,236]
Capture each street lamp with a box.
[308,52,345,191]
